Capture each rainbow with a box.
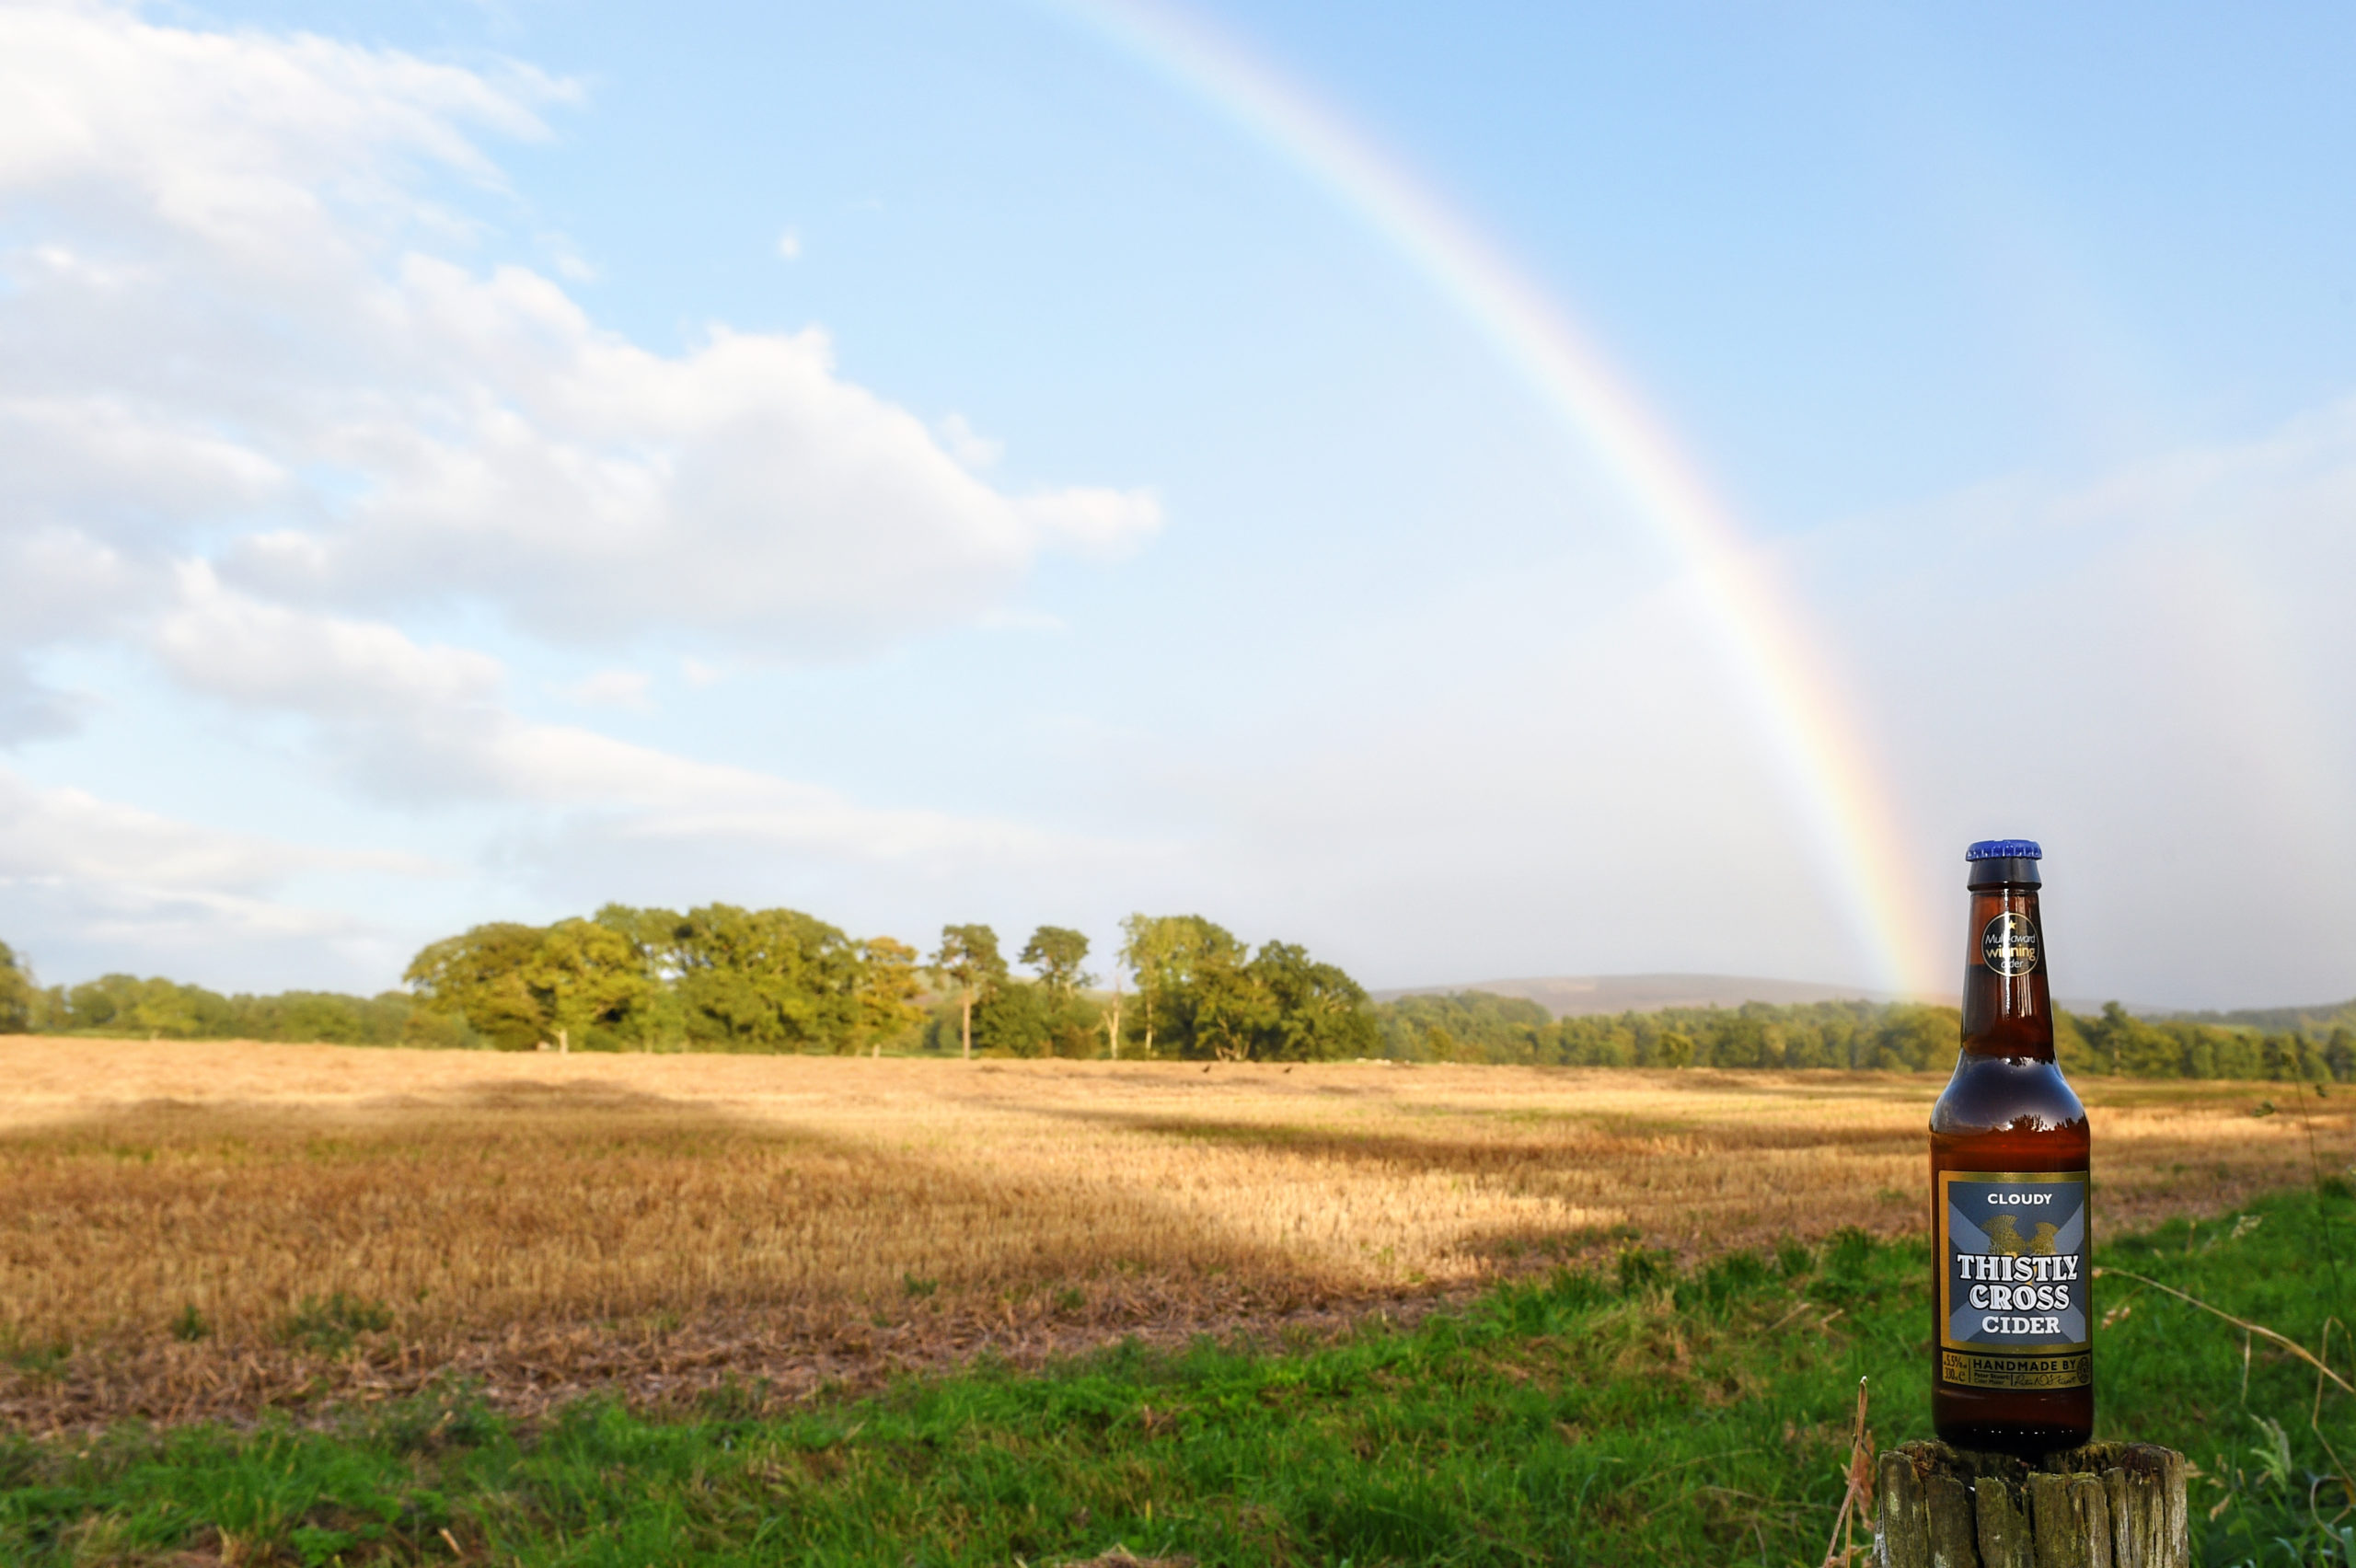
[1053,0,1942,997]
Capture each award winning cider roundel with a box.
[1930,839,2093,1455]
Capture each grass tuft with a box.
[278,1293,395,1355]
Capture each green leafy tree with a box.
[1245,941,1378,1060]
[974,978,1052,1057]
[1377,992,1548,1062]
[1120,914,1249,1058]
[972,974,1104,1059]
[1019,926,1093,997]
[1711,1011,1785,1069]
[404,923,553,1051]
[1117,914,1176,1056]
[931,924,1006,1061]
[0,940,31,1033]
[61,974,134,1032]
[1189,946,1272,1061]
[1115,917,1379,1061]
[525,917,658,1053]
[263,992,364,1044]
[56,974,234,1039]
[589,904,690,1045]
[671,905,861,1052]
[853,937,925,1055]
[593,904,682,974]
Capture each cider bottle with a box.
[1929,839,2093,1455]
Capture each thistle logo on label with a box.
[1981,912,2040,977]
[1935,1170,2091,1390]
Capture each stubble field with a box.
[1,1037,2344,1433]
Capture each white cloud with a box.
[543,235,599,282]
[1018,484,1163,559]
[0,523,155,739]
[0,386,287,525]
[154,563,504,722]
[0,0,1162,741]
[0,0,1172,981]
[151,571,1124,869]
[0,1,567,277]
[939,411,1003,468]
[776,226,801,260]
[223,265,1163,649]
[0,765,442,982]
[0,767,419,892]
[552,668,654,712]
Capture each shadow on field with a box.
[1031,1104,1916,1178]
[398,1078,705,1115]
[0,1088,1422,1433]
[8,1064,2323,1433]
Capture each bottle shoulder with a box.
[1930,1053,2087,1136]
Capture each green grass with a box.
[3,1184,2350,1566]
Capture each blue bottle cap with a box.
[1966,839,2042,861]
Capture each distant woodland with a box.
[2,921,2350,1080]
[1378,989,2354,1081]
[0,913,1374,1064]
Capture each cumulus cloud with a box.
[0,1,564,264]
[0,767,422,893]
[0,764,440,984]
[0,0,1161,744]
[0,523,154,740]
[152,571,1112,868]
[0,0,1168,986]
[224,267,1162,647]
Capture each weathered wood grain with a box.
[1880,1450,1933,1568]
[1971,1472,2032,1568]
[1875,1442,2183,1568]
[1926,1472,1982,1568]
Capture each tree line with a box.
[0,912,1378,1062]
[1380,990,2356,1081]
[5,929,2350,1079]
[0,943,412,1044]
[397,906,1378,1059]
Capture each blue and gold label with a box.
[1935,1169,2091,1389]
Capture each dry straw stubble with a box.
[0,1038,2339,1429]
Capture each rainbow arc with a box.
[1058,0,1941,997]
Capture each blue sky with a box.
[2,0,2352,1009]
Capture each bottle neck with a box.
[1959,883,2055,1059]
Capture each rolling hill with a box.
[1369,974,1913,1018]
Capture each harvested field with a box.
[1,1038,2345,1431]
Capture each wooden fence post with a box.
[1875,1440,2187,1568]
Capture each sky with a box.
[2,0,2352,1010]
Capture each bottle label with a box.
[1981,912,2040,976]
[1935,1170,2091,1389]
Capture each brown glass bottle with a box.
[1929,840,2092,1457]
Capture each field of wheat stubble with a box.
[1,1037,2343,1432]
